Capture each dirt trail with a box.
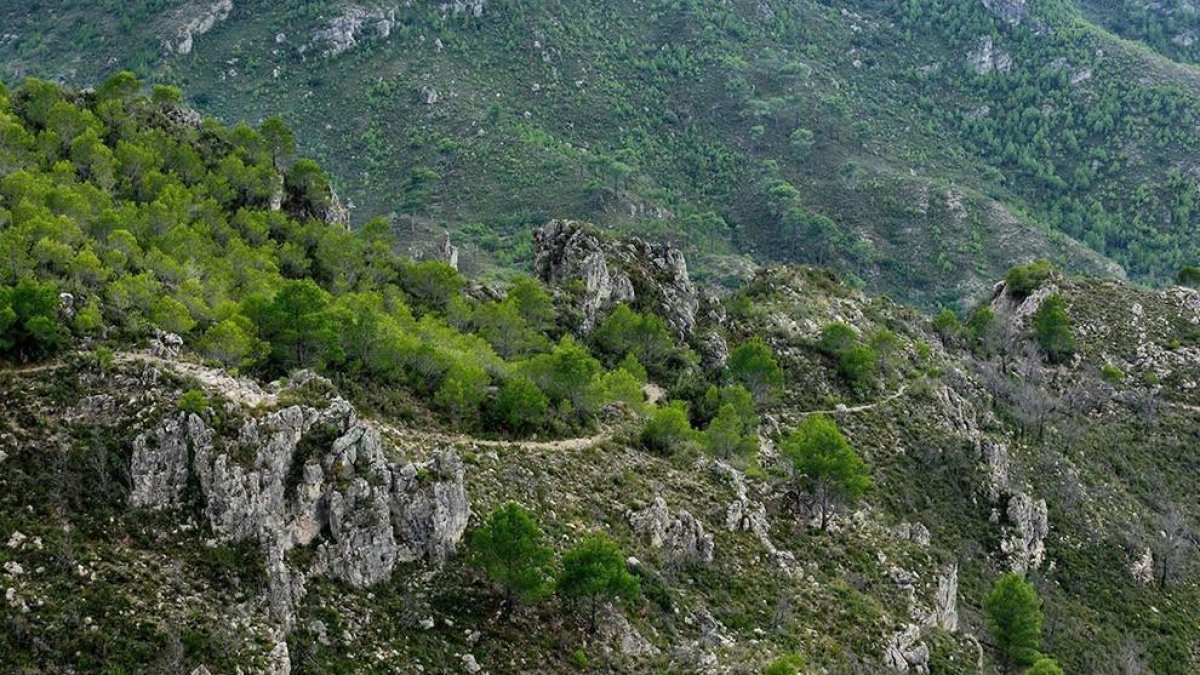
[116,351,618,451]
[366,418,616,452]
[787,383,910,419]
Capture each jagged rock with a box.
[982,440,1010,501]
[438,0,486,17]
[462,653,482,673]
[599,604,659,658]
[419,86,440,105]
[130,412,212,510]
[533,219,698,337]
[441,232,460,270]
[149,331,184,359]
[1131,547,1154,585]
[893,522,931,547]
[190,666,212,675]
[982,0,1029,26]
[390,451,471,564]
[306,7,396,57]
[313,187,350,229]
[884,623,930,673]
[1002,491,1049,573]
[162,0,233,56]
[697,331,730,370]
[932,564,959,632]
[718,461,799,575]
[268,635,290,675]
[630,497,714,565]
[967,36,1013,75]
[57,292,75,321]
[129,385,469,627]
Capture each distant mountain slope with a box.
[2,0,1198,308]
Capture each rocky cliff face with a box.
[130,371,469,628]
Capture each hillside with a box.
[1,76,1200,674]
[4,0,1200,309]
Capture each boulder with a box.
[630,496,714,565]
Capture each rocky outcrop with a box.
[982,0,1029,26]
[162,0,233,56]
[966,36,1013,75]
[438,0,487,17]
[532,219,699,337]
[931,564,959,632]
[130,377,469,626]
[1002,491,1049,574]
[441,232,460,271]
[884,623,930,673]
[1131,547,1154,585]
[629,497,714,566]
[304,7,396,58]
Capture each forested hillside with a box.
[1,75,1199,674]
[4,0,1199,308]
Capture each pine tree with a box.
[780,414,871,530]
[470,503,552,618]
[557,534,639,633]
[984,573,1044,667]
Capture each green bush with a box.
[557,534,639,634]
[490,375,549,435]
[0,278,66,361]
[1032,294,1075,364]
[727,337,783,404]
[1176,266,1200,289]
[763,653,807,675]
[178,389,210,414]
[1100,363,1125,383]
[470,502,552,617]
[780,414,871,530]
[1005,260,1056,298]
[640,401,696,455]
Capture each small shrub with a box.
[764,653,807,675]
[177,389,210,414]
[1005,260,1055,298]
[1100,364,1124,383]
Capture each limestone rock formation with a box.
[129,377,469,626]
[982,0,1029,26]
[533,219,699,337]
[630,497,715,565]
[441,232,460,271]
[931,564,959,632]
[438,0,487,17]
[1131,547,1155,585]
[884,623,930,673]
[305,7,397,58]
[967,36,1013,75]
[1002,491,1049,573]
[162,0,233,56]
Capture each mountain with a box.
[1,76,1199,674]
[3,0,1199,309]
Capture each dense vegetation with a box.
[11,0,1199,310]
